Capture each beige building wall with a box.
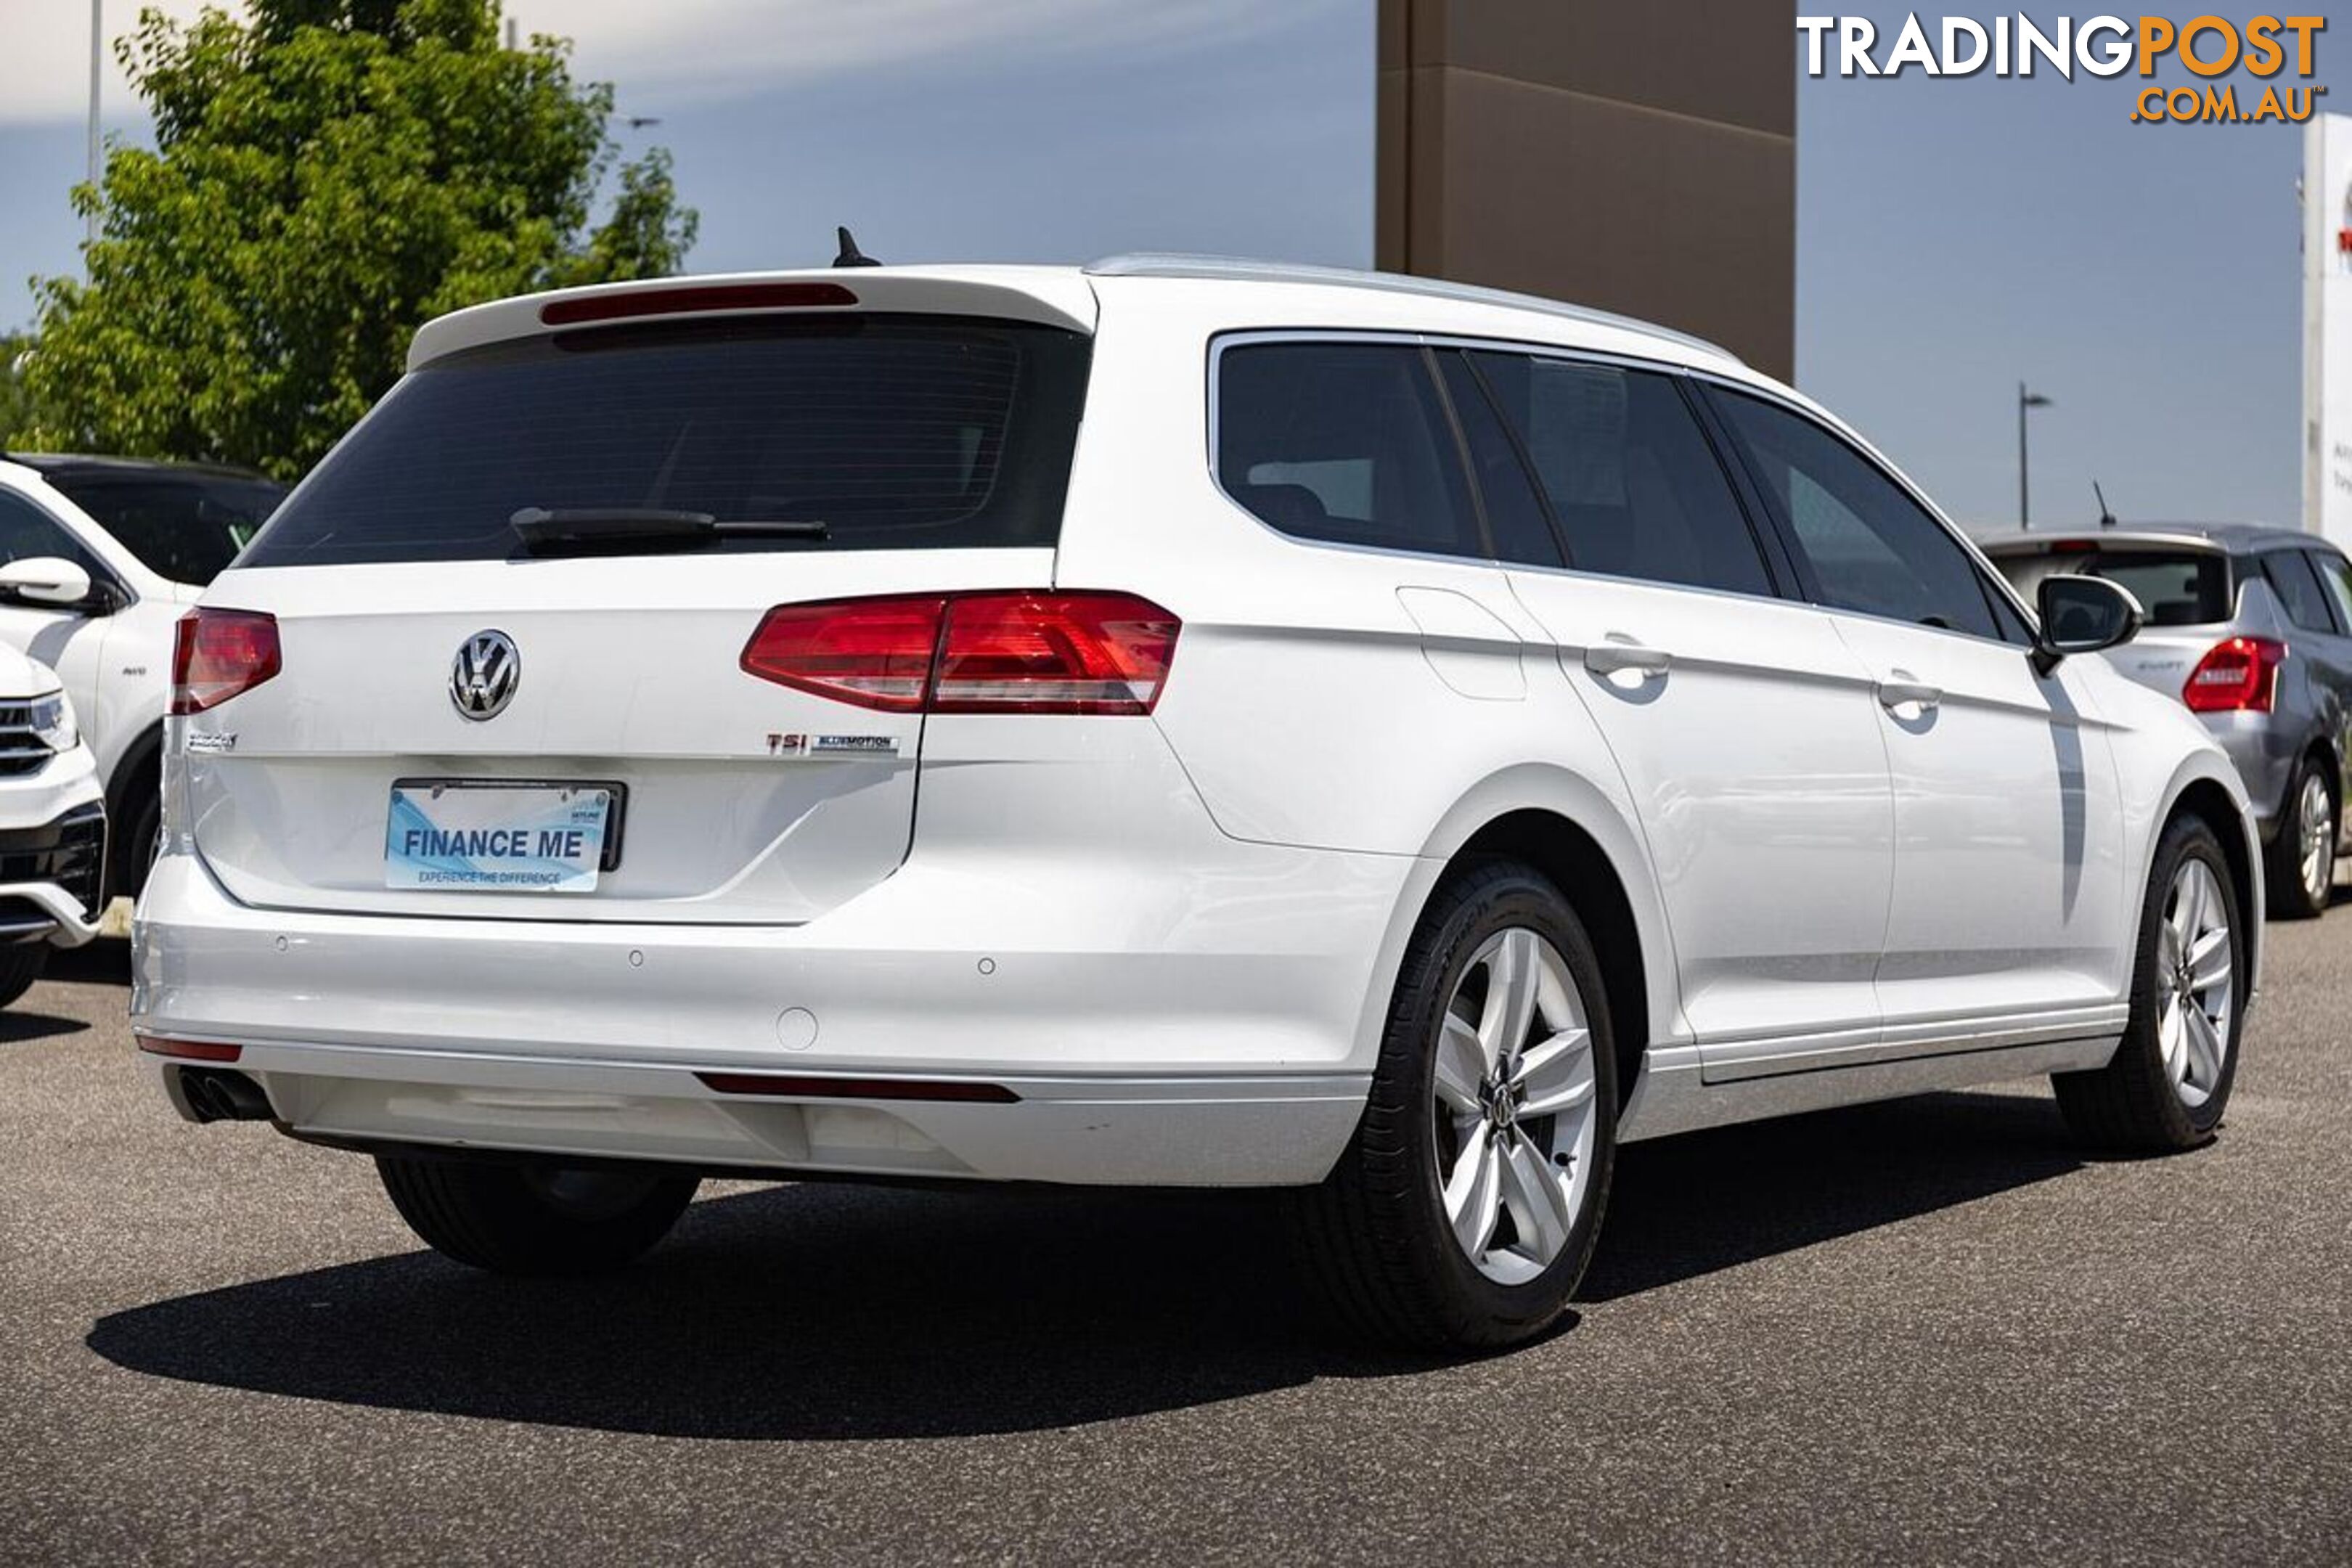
[1377,0,1796,380]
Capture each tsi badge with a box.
[767,731,900,759]
[450,629,520,720]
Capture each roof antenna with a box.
[832,226,881,269]
[2094,479,2116,529]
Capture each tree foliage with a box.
[20,0,696,478]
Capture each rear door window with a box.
[241,314,1092,566]
[1434,352,1562,568]
[1216,341,1484,560]
[2263,550,2338,634]
[1466,352,1774,597]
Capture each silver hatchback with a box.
[1984,523,2352,919]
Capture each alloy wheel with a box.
[2157,859,2234,1111]
[1431,926,1599,1286]
[2298,770,2335,909]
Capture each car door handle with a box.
[1877,673,1942,712]
[1584,637,1671,678]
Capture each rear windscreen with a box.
[1993,547,2231,627]
[240,314,1091,566]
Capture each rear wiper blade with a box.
[509,506,829,550]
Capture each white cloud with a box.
[0,0,219,125]
[0,0,1325,125]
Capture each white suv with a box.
[0,637,104,1001]
[133,260,2260,1347]
[0,455,285,903]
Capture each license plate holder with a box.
[385,778,627,893]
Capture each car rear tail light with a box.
[740,596,947,712]
[136,1033,242,1062]
[740,592,1179,715]
[933,593,1177,714]
[2183,635,2286,713]
[171,608,282,714]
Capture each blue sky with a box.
[0,1,2333,528]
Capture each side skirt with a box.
[1617,1033,2122,1145]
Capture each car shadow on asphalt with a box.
[0,1008,89,1044]
[84,1089,2084,1440]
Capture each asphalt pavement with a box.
[4,915,2348,1564]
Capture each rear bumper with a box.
[142,1039,1365,1185]
[131,824,1414,1185]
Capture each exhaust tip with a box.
[176,1065,274,1123]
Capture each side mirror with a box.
[0,556,94,611]
[2033,575,2142,676]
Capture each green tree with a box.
[21,0,697,478]
[0,333,56,448]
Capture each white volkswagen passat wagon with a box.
[134,258,2259,1348]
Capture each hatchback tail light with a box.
[2183,635,2286,713]
[741,592,1179,715]
[171,608,282,714]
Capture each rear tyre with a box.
[1294,857,1617,1351]
[118,786,161,904]
[2263,759,2336,920]
[2054,816,2242,1153]
[0,947,47,1010]
[376,1155,698,1275]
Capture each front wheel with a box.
[377,1155,699,1275]
[2054,816,2243,1151]
[1294,858,1617,1350]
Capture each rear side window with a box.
[2262,550,2338,634]
[1215,341,1482,559]
[1992,547,2231,627]
[1467,353,1773,597]
[242,314,1091,565]
[49,475,284,586]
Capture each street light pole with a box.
[2018,382,2053,528]
[86,0,101,250]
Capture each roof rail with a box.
[1083,253,1741,364]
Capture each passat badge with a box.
[450,630,520,721]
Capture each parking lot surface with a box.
[4,918,2348,1565]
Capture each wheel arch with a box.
[102,719,166,899]
[1376,765,1681,1109]
[2158,760,2263,997]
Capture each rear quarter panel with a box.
[1051,279,1689,1053]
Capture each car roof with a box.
[1,452,282,486]
[1084,254,1741,363]
[406,258,1748,377]
[1975,522,2329,556]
